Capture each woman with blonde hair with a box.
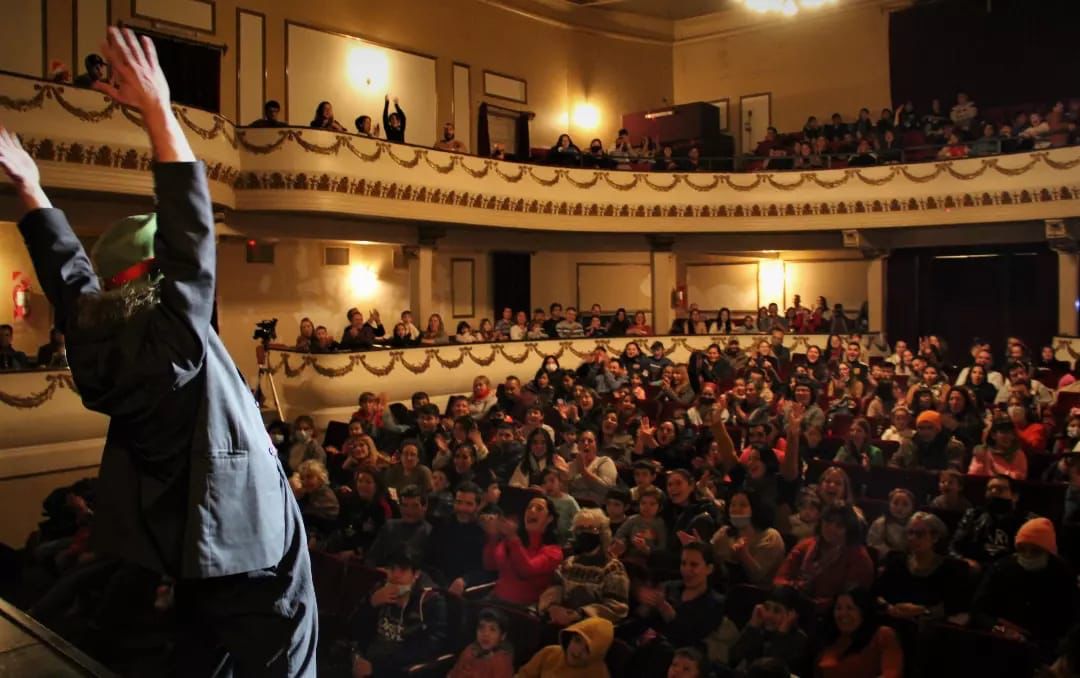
[421,313,448,345]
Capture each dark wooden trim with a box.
[482,69,528,104]
[130,0,216,35]
[235,8,267,125]
[452,61,471,154]
[0,463,100,483]
[707,97,730,131]
[41,0,48,78]
[284,19,438,126]
[73,0,113,83]
[119,20,228,52]
[451,257,476,319]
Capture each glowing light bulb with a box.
[571,103,600,130]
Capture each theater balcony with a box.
[2,72,1080,233]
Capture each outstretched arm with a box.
[1,128,99,327]
[98,29,213,371]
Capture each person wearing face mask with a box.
[267,420,291,468]
[583,138,608,169]
[949,475,1036,574]
[972,517,1077,661]
[286,414,326,473]
[540,508,630,626]
[712,489,786,588]
[350,549,447,677]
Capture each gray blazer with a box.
[18,162,288,579]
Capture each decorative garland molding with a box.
[1,73,1077,231]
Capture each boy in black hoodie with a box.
[351,549,447,677]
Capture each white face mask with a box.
[545,363,558,372]
[1068,426,1080,439]
[296,429,311,442]
[271,433,285,445]
[1007,406,1025,421]
[730,515,752,529]
[1016,552,1049,572]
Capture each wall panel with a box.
[686,262,758,312]
[0,0,43,76]
[577,263,651,312]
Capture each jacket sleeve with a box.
[773,539,809,588]
[506,539,561,579]
[17,208,100,331]
[396,104,406,130]
[382,99,391,129]
[148,162,217,382]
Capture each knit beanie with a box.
[90,213,157,284]
[916,410,942,431]
[1015,517,1057,555]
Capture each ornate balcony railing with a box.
[2,72,1079,232]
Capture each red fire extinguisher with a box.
[12,271,30,320]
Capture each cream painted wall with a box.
[673,4,892,143]
[433,249,493,329]
[52,0,670,148]
[215,239,411,375]
[0,221,53,356]
[285,23,438,146]
[1,0,43,76]
[530,251,652,314]
[677,250,868,314]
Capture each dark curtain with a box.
[133,28,222,113]
[885,245,1057,361]
[889,0,1080,113]
[477,103,491,158]
[515,112,531,162]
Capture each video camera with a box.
[253,318,278,344]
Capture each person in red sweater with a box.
[774,504,874,610]
[1007,397,1048,455]
[483,495,563,606]
[816,588,903,678]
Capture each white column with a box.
[1059,251,1079,336]
[867,256,886,332]
[650,249,676,335]
[408,245,434,322]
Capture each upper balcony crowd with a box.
[48,52,1080,177]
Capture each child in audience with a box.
[612,487,667,565]
[867,488,915,559]
[730,586,810,672]
[930,469,971,512]
[544,467,581,542]
[630,459,662,503]
[787,489,822,541]
[426,468,455,525]
[881,405,914,443]
[447,607,514,678]
[604,487,631,535]
[666,647,710,678]
[516,617,614,677]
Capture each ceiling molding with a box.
[474,0,675,44]
[476,0,914,46]
[673,0,913,45]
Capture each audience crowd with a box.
[8,291,1080,678]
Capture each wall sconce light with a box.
[349,264,379,298]
[571,102,600,130]
[347,47,389,91]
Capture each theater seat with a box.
[915,623,1038,678]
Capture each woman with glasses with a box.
[873,511,971,623]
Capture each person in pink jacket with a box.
[482,495,563,606]
[968,418,1028,480]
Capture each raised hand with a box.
[95,27,192,162]
[95,27,170,114]
[0,127,48,210]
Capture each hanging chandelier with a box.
[733,0,838,17]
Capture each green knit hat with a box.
[91,213,157,283]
